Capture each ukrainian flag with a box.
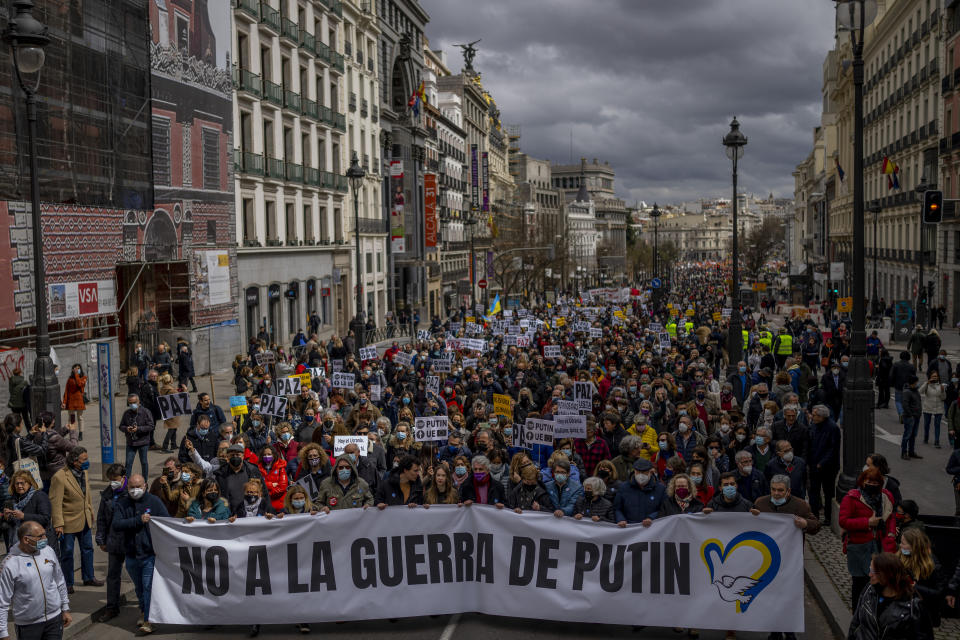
[489,294,502,316]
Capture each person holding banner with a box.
[374,455,423,507]
[544,458,582,517]
[572,476,614,522]
[214,444,265,515]
[508,462,550,512]
[423,465,459,505]
[253,445,288,512]
[316,455,373,512]
[458,455,506,507]
[613,458,664,527]
[293,444,330,503]
[185,479,232,523]
[659,473,704,516]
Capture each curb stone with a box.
[804,545,849,640]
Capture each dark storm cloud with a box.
[421,0,836,204]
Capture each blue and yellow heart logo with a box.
[700,531,781,613]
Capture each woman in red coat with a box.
[61,364,87,439]
[839,467,898,608]
[255,444,289,511]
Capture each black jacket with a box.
[902,386,923,419]
[178,425,220,464]
[214,461,264,514]
[848,584,932,640]
[572,495,615,521]
[95,486,127,554]
[4,490,52,550]
[374,469,424,506]
[112,493,170,559]
[707,493,753,512]
[508,481,551,511]
[138,380,162,421]
[764,456,808,500]
[458,474,506,505]
[659,496,705,516]
[891,360,917,391]
[771,419,811,462]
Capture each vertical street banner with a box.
[481,151,490,212]
[96,343,115,465]
[391,160,406,253]
[424,173,437,250]
[471,144,480,209]
[148,510,804,633]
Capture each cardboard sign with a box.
[433,357,452,373]
[331,372,355,389]
[517,418,554,450]
[333,435,368,457]
[359,346,378,361]
[493,393,513,419]
[461,358,478,370]
[330,359,344,373]
[310,367,325,380]
[299,372,313,388]
[413,416,448,443]
[543,345,562,359]
[556,400,579,415]
[426,376,440,396]
[449,322,462,332]
[722,308,732,318]
[553,414,587,439]
[516,335,531,348]
[393,351,413,366]
[649,322,663,332]
[157,392,191,421]
[276,377,301,396]
[418,330,432,341]
[685,309,695,317]
[229,395,248,416]
[712,312,722,322]
[254,351,276,366]
[369,384,382,402]
[659,332,672,351]
[589,327,602,338]
[259,394,288,418]
[574,381,593,411]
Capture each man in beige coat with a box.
[49,446,102,593]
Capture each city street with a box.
[77,585,834,640]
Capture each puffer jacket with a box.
[95,486,127,553]
[572,495,615,521]
[314,455,374,510]
[839,487,897,552]
[919,381,946,415]
[256,457,289,511]
[544,478,583,516]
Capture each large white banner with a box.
[149,509,803,632]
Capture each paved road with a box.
[76,584,833,639]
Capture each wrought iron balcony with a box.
[259,3,280,32]
[263,80,282,106]
[284,89,301,113]
[266,156,285,179]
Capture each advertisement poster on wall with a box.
[194,251,231,306]
[47,281,118,322]
[391,162,406,253]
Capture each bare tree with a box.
[741,217,785,280]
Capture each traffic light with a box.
[923,189,943,224]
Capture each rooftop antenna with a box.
[569,129,572,164]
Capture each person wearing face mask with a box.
[543,458,583,518]
[733,450,768,503]
[613,458,665,528]
[316,454,374,512]
[745,426,774,474]
[840,467,898,607]
[273,424,300,480]
[438,432,472,466]
[232,480,276,521]
[0,520,72,640]
[178,414,219,464]
[703,472,758,514]
[185,478,232,523]
[213,444,265,515]
[148,457,183,516]
[112,474,169,635]
[508,462,551,512]
[726,360,751,406]
[919,370,946,449]
[293,443,330,503]
[49,447,102,593]
[572,476,615,523]
[342,442,379,494]
[93,464,129,623]
[754,474,819,534]
[900,375,924,460]
[672,417,704,464]
[820,360,847,421]
[895,528,944,634]
[807,404,842,522]
[763,440,808,499]
[119,393,156,481]
[253,445,289,511]
[374,455,424,507]
[686,462,714,505]
[3,470,52,552]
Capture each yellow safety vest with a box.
[667,322,677,337]
[776,334,793,355]
[758,331,772,349]
[684,321,694,334]
[742,330,749,349]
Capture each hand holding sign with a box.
[331,373,355,389]
[158,392,191,420]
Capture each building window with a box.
[152,116,171,186]
[202,128,220,189]
[206,220,217,244]
[175,13,189,51]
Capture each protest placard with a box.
[333,435,368,457]
[229,396,248,416]
[259,394,288,418]
[331,373,355,389]
[413,416,448,442]
[157,392,191,421]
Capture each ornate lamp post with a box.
[723,117,747,376]
[346,152,366,353]
[650,202,662,279]
[3,0,59,424]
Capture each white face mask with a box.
[862,464,870,472]
[782,452,794,463]
[678,423,689,434]
[741,465,753,475]
[635,472,650,486]
[128,488,145,500]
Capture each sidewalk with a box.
[60,368,241,638]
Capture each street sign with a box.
[478,279,487,289]
[651,278,662,289]
[836,297,853,313]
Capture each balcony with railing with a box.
[331,51,345,73]
[284,89,301,113]
[318,104,333,125]
[263,80,282,106]
[334,112,346,131]
[234,0,259,20]
[321,171,337,189]
[335,175,348,191]
[357,50,364,65]
[315,41,331,64]
[285,162,303,183]
[237,150,264,176]
[302,99,319,120]
[281,17,299,42]
[349,93,357,112]
[367,58,374,73]
[266,156,285,179]
[304,166,320,187]
[329,0,342,18]
[360,98,368,117]
[357,218,383,234]
[236,68,262,97]
[372,106,378,122]
[344,40,352,57]
[299,29,316,55]
[259,2,280,32]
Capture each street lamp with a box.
[650,203,662,279]
[3,0,58,426]
[914,176,930,327]
[836,0,877,502]
[466,206,478,313]
[723,117,747,376]
[346,152,366,354]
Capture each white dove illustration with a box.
[713,575,759,603]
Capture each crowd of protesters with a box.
[1,263,957,639]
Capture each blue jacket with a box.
[613,477,666,523]
[808,418,842,469]
[112,493,170,559]
[736,468,769,503]
[544,478,583,516]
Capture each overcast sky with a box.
[421,0,837,206]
